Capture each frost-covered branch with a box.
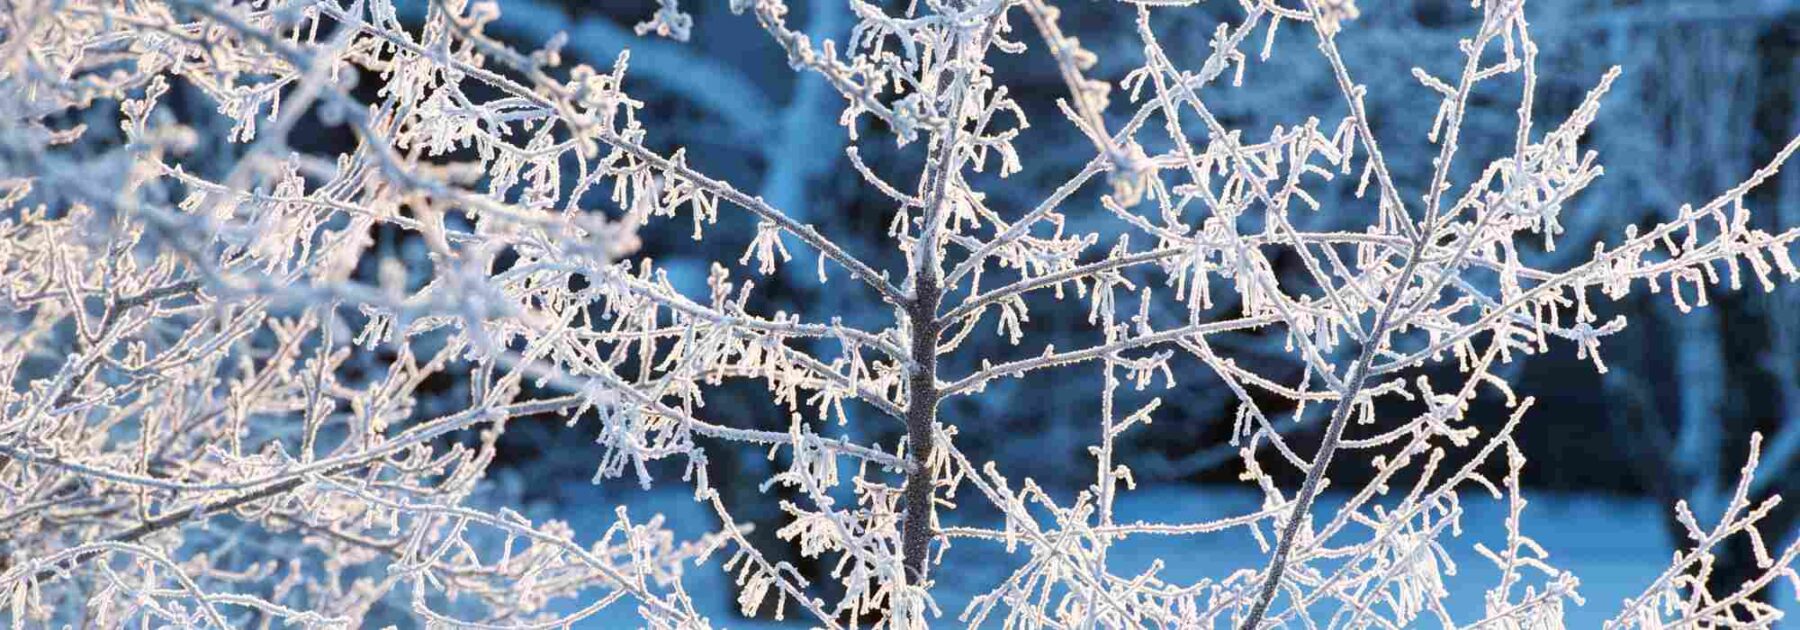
[6,0,1800,626]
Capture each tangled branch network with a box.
[2,0,1799,626]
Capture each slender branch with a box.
[1240,1,1446,622]
[942,316,1280,397]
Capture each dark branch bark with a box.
[899,278,941,584]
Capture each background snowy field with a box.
[512,480,1798,627]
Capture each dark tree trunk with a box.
[899,274,941,584]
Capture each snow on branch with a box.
[2,0,1799,626]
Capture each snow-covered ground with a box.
[523,480,1788,627]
